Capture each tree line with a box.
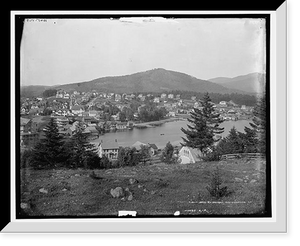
[137,103,168,122]
[180,92,267,160]
[21,92,266,169]
[21,118,157,170]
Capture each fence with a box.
[220,153,264,160]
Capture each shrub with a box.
[206,167,232,199]
[160,142,180,164]
[85,152,101,169]
[201,148,221,162]
[99,155,112,169]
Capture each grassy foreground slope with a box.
[20,158,267,217]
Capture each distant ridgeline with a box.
[21,69,262,106]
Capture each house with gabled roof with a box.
[20,117,31,133]
[132,141,147,150]
[97,140,119,160]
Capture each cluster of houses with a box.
[96,140,159,161]
[95,139,204,165]
[20,88,255,164]
[215,101,254,121]
[21,112,205,164]
[21,88,253,123]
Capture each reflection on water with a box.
[91,120,251,149]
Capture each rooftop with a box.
[21,117,31,126]
[98,140,119,150]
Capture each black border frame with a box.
[8,11,273,227]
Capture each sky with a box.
[20,17,266,86]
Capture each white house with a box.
[115,94,121,102]
[153,97,160,103]
[168,111,176,117]
[178,146,203,164]
[97,140,119,160]
[71,105,85,115]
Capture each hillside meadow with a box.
[19,157,268,217]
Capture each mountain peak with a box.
[53,68,248,94]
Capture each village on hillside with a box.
[20,89,255,164]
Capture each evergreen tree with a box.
[200,92,224,137]
[181,93,224,154]
[240,126,259,153]
[226,127,244,153]
[216,127,245,154]
[68,122,98,168]
[181,111,214,153]
[160,142,179,164]
[31,117,66,169]
[243,93,267,154]
[140,145,151,165]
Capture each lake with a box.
[91,119,251,149]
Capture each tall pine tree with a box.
[181,93,224,154]
[67,121,98,168]
[31,117,66,169]
[181,110,214,153]
[244,93,267,154]
[200,92,224,137]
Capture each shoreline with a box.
[134,117,187,128]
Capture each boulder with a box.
[110,187,124,198]
[125,187,133,201]
[20,202,29,210]
[39,188,48,194]
[250,179,257,183]
[129,178,138,185]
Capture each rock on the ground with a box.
[234,178,243,182]
[110,187,124,198]
[124,187,133,201]
[20,202,29,209]
[39,188,48,194]
[250,179,257,183]
[129,178,138,185]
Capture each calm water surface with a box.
[91,120,251,149]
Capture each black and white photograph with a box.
[17,14,270,219]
